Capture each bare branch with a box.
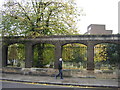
[17,2,31,21]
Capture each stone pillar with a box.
[54,42,62,69]
[25,42,33,68]
[2,45,8,67]
[87,42,94,70]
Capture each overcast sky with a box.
[76,0,119,34]
[0,0,119,34]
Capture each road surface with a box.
[1,80,118,90]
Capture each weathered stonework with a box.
[1,67,118,79]
[2,34,120,70]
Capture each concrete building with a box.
[85,24,113,35]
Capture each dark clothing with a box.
[56,69,63,79]
[58,61,62,70]
[56,61,63,79]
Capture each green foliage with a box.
[94,44,107,62]
[2,0,82,36]
[8,44,25,67]
[62,43,87,63]
[43,44,55,66]
[94,43,120,69]
[33,44,55,68]
[8,44,18,61]
[106,44,120,65]
[2,0,83,68]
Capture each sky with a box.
[75,0,119,34]
[0,0,119,34]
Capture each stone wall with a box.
[1,67,119,79]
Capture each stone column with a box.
[54,42,62,69]
[87,42,94,70]
[2,45,8,67]
[25,42,33,68]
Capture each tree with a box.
[106,44,120,67]
[62,43,87,69]
[2,0,82,36]
[94,43,120,69]
[94,44,107,62]
[62,43,87,62]
[8,44,18,66]
[2,0,83,67]
[8,44,25,67]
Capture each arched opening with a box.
[94,43,120,70]
[7,43,25,67]
[62,43,87,70]
[33,43,55,68]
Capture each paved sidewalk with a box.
[1,73,119,88]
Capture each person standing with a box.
[55,58,63,79]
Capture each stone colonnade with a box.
[2,41,95,70]
[2,35,120,70]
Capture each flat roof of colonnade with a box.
[2,34,120,40]
[1,34,120,45]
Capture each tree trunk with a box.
[36,43,45,68]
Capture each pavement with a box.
[0,73,119,88]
